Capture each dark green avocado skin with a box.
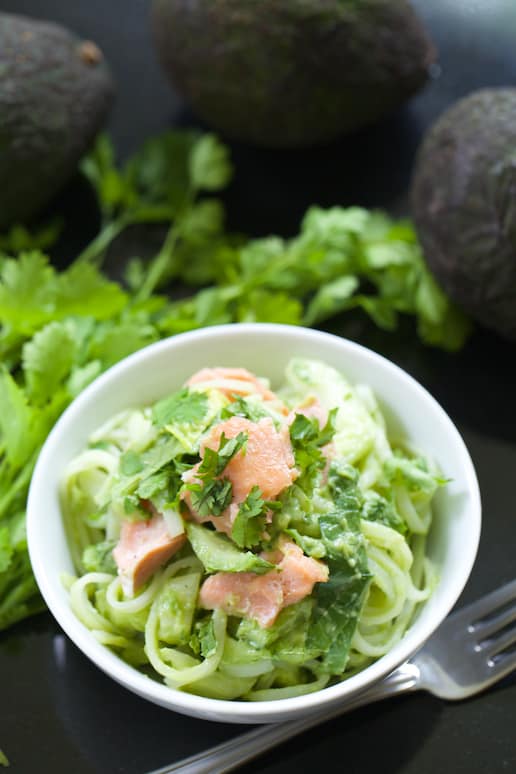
[0,13,115,228]
[151,0,435,148]
[411,88,516,339]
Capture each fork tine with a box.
[483,627,516,661]
[452,579,516,629]
[485,647,516,686]
[474,604,516,641]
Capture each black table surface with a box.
[1,1,515,772]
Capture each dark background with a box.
[1,1,515,772]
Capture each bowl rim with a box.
[27,323,482,722]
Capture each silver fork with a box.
[150,579,516,774]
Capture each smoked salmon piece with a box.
[186,366,289,415]
[199,539,328,627]
[113,514,186,596]
[201,416,298,503]
[274,539,329,606]
[187,367,277,401]
[199,571,284,628]
[182,416,298,533]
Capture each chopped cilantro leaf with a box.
[186,431,247,517]
[221,394,267,423]
[22,321,76,405]
[289,409,337,447]
[123,495,147,516]
[289,413,319,444]
[152,387,208,428]
[198,432,247,478]
[120,450,144,476]
[289,410,337,491]
[189,134,233,192]
[189,477,233,518]
[318,408,338,446]
[231,486,268,548]
[136,468,171,500]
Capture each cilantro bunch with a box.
[0,128,470,631]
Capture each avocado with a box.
[411,88,516,339]
[0,13,115,228]
[151,0,435,148]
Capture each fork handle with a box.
[150,662,421,774]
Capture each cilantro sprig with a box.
[186,431,247,517]
[220,394,268,423]
[231,486,281,549]
[289,408,338,490]
[78,131,232,300]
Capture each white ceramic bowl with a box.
[27,324,481,723]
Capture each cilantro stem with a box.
[73,203,176,267]
[74,215,131,266]
[0,566,45,629]
[0,457,36,520]
[133,224,179,302]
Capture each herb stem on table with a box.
[74,214,130,266]
[134,224,179,302]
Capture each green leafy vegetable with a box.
[136,468,172,500]
[105,437,183,515]
[186,431,247,517]
[200,432,247,479]
[231,486,269,549]
[123,496,148,518]
[0,527,13,573]
[0,509,44,630]
[152,388,208,428]
[120,450,144,477]
[0,252,127,336]
[384,455,446,502]
[0,219,62,253]
[220,395,268,423]
[189,477,233,519]
[78,131,231,299]
[307,463,371,674]
[22,322,76,405]
[189,133,233,191]
[289,409,337,490]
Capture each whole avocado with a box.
[0,13,115,228]
[411,88,516,339]
[151,0,435,148]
